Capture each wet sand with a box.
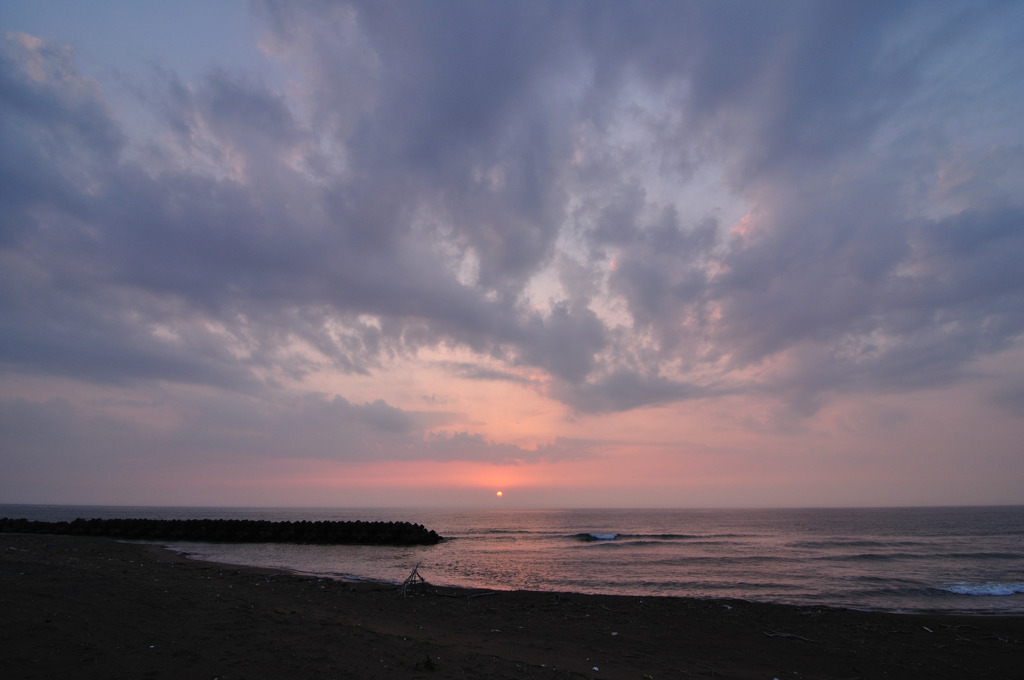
[3,533,1022,679]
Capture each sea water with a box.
[3,504,1022,615]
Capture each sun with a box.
[496,490,503,497]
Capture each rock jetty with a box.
[0,517,443,545]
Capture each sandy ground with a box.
[2,533,1022,679]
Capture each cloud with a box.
[2,0,1024,436]
[0,392,596,474]
[425,431,595,465]
[555,371,704,415]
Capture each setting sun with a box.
[496,491,503,497]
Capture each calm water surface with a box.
[4,505,1022,614]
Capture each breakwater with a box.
[0,517,443,546]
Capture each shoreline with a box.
[163,542,1022,618]
[4,533,1023,679]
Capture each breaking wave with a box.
[940,582,1024,596]
[575,532,618,541]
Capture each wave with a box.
[810,551,1024,563]
[572,532,751,543]
[939,582,1024,596]
[789,539,928,549]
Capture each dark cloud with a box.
[2,0,1023,435]
[425,431,594,465]
[992,382,1024,418]
[556,371,704,414]
[518,302,606,383]
[0,393,596,469]
[438,362,533,385]
[0,33,123,244]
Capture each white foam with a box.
[942,582,1024,596]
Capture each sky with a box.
[1,1,1023,509]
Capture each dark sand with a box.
[3,534,1022,679]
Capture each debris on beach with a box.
[400,563,428,596]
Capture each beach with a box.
[3,533,1022,680]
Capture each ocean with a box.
[3,504,1022,615]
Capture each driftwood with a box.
[430,590,497,599]
[401,563,428,596]
[465,591,497,599]
[763,630,817,643]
